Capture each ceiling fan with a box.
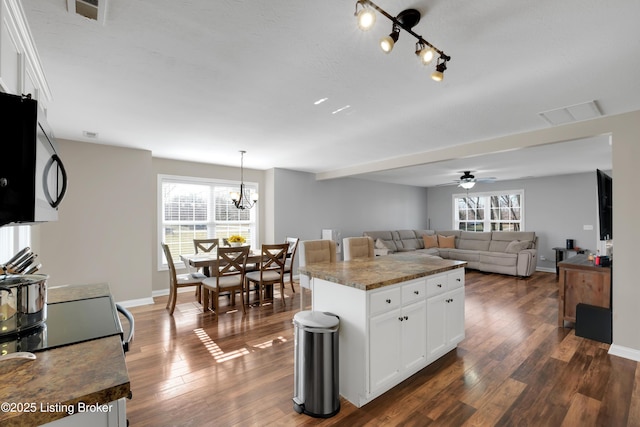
[454,171,497,189]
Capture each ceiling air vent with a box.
[67,0,107,24]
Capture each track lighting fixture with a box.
[354,0,450,81]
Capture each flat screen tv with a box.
[596,169,612,240]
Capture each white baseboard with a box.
[608,344,640,362]
[535,266,556,273]
[116,296,155,308]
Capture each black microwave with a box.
[0,92,67,226]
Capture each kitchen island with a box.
[300,254,466,408]
[0,283,130,427]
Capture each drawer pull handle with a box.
[386,299,391,304]
[456,278,461,282]
[398,317,404,321]
[437,284,442,288]
[403,315,408,321]
[414,290,419,295]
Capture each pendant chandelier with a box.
[230,150,258,210]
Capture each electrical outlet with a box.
[584,224,594,230]
[540,256,546,261]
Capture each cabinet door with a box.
[426,293,447,360]
[446,287,465,346]
[401,300,427,372]
[369,308,402,393]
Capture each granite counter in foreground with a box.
[0,284,130,427]
[299,252,466,291]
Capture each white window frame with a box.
[0,225,31,267]
[452,189,525,232]
[157,174,259,270]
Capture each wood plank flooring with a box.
[123,271,640,426]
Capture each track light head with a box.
[431,56,448,81]
[415,42,435,65]
[380,27,399,53]
[355,0,376,30]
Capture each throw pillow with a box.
[375,238,388,249]
[505,240,530,253]
[423,234,438,248]
[438,235,456,249]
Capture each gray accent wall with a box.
[272,168,429,251]
[426,172,601,271]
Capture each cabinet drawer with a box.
[402,279,426,305]
[426,274,448,297]
[448,268,465,290]
[370,287,401,316]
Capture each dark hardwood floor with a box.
[123,271,640,426]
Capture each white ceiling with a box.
[21,0,636,186]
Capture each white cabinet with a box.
[311,267,465,408]
[426,268,465,361]
[0,0,51,106]
[368,278,427,394]
[368,279,428,394]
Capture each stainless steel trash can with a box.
[292,310,340,418]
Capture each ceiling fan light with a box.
[460,181,475,190]
[356,8,376,30]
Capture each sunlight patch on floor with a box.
[194,328,250,363]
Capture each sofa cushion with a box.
[423,234,438,248]
[397,229,422,249]
[365,231,398,252]
[414,230,435,249]
[457,231,491,251]
[505,240,531,253]
[438,235,456,248]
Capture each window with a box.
[158,175,258,268]
[0,225,31,266]
[453,190,524,232]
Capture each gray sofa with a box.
[363,229,538,277]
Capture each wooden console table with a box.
[552,247,588,276]
[557,254,611,327]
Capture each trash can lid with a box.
[294,310,339,329]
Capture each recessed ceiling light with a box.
[83,130,99,138]
[314,98,328,105]
[331,105,351,115]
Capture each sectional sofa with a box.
[363,229,538,277]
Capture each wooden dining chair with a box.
[194,238,219,254]
[282,237,299,293]
[162,243,205,316]
[201,246,250,316]
[191,238,219,301]
[244,243,289,307]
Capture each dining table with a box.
[180,247,266,308]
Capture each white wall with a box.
[33,140,153,302]
[426,172,601,271]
